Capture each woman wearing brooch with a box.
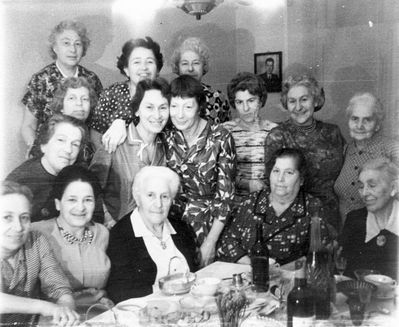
[339,157,398,279]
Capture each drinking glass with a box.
[347,298,366,326]
[335,256,347,276]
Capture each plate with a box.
[334,275,353,283]
[241,316,284,327]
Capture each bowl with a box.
[159,272,196,295]
[354,269,380,281]
[191,277,221,296]
[336,280,376,299]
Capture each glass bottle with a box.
[250,223,269,292]
[306,215,332,320]
[287,259,315,327]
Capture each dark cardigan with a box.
[339,207,398,279]
[106,212,198,303]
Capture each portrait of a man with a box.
[254,52,282,93]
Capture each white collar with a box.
[365,199,399,242]
[130,208,176,240]
[55,61,79,78]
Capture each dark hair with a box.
[50,77,97,120]
[51,165,101,201]
[130,77,171,125]
[170,75,206,114]
[280,74,325,112]
[266,148,309,189]
[227,72,267,109]
[48,20,90,60]
[0,180,33,204]
[116,37,163,76]
[37,114,88,154]
[265,57,275,64]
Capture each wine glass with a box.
[335,256,347,276]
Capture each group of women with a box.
[1,19,398,326]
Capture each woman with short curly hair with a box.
[265,74,345,232]
[89,37,164,153]
[170,37,230,124]
[21,20,102,158]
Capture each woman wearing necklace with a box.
[339,157,398,279]
[90,78,170,228]
[265,75,345,233]
[164,75,236,267]
[217,148,332,265]
[31,165,112,311]
[224,72,277,200]
[106,166,198,303]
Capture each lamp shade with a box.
[179,0,217,20]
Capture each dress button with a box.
[350,197,355,201]
[359,151,363,155]
[351,182,355,186]
[354,166,358,170]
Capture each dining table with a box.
[77,260,397,327]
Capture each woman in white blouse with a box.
[106,166,198,303]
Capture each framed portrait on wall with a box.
[254,51,282,93]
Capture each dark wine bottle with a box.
[287,259,315,327]
[250,223,269,292]
[306,216,332,320]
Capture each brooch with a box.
[376,235,387,247]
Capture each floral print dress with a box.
[164,122,236,245]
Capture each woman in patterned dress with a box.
[0,181,79,327]
[170,37,230,124]
[217,148,332,265]
[164,75,236,267]
[21,20,102,157]
[265,75,345,232]
[334,92,399,226]
[224,72,277,200]
[89,37,164,153]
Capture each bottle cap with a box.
[232,273,243,287]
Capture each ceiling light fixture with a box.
[174,0,224,20]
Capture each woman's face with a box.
[124,47,158,86]
[348,103,379,142]
[62,87,91,121]
[358,169,395,214]
[286,85,316,126]
[55,181,95,229]
[40,123,82,175]
[234,90,261,123]
[53,29,83,68]
[270,156,302,199]
[0,194,31,254]
[178,50,204,81]
[170,96,200,132]
[136,89,169,134]
[135,177,173,226]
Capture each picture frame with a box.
[254,51,283,93]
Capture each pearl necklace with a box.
[56,220,93,245]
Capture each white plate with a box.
[241,316,284,327]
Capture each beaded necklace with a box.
[56,219,94,245]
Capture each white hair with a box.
[132,166,180,198]
[346,92,384,124]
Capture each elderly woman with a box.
[89,37,163,153]
[90,78,170,227]
[165,75,236,266]
[170,37,230,124]
[29,76,98,163]
[32,166,112,311]
[334,92,399,226]
[7,114,89,222]
[224,72,277,198]
[0,181,79,327]
[21,20,102,155]
[106,166,198,303]
[339,157,398,279]
[217,148,332,266]
[265,75,345,232]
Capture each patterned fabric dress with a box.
[265,119,345,231]
[22,62,103,134]
[201,83,230,124]
[334,133,399,223]
[164,122,236,245]
[224,119,277,198]
[217,189,332,265]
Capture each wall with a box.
[1,0,398,177]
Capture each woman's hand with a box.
[249,180,266,193]
[200,238,217,267]
[73,288,108,306]
[237,255,251,265]
[102,119,127,153]
[41,302,79,327]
